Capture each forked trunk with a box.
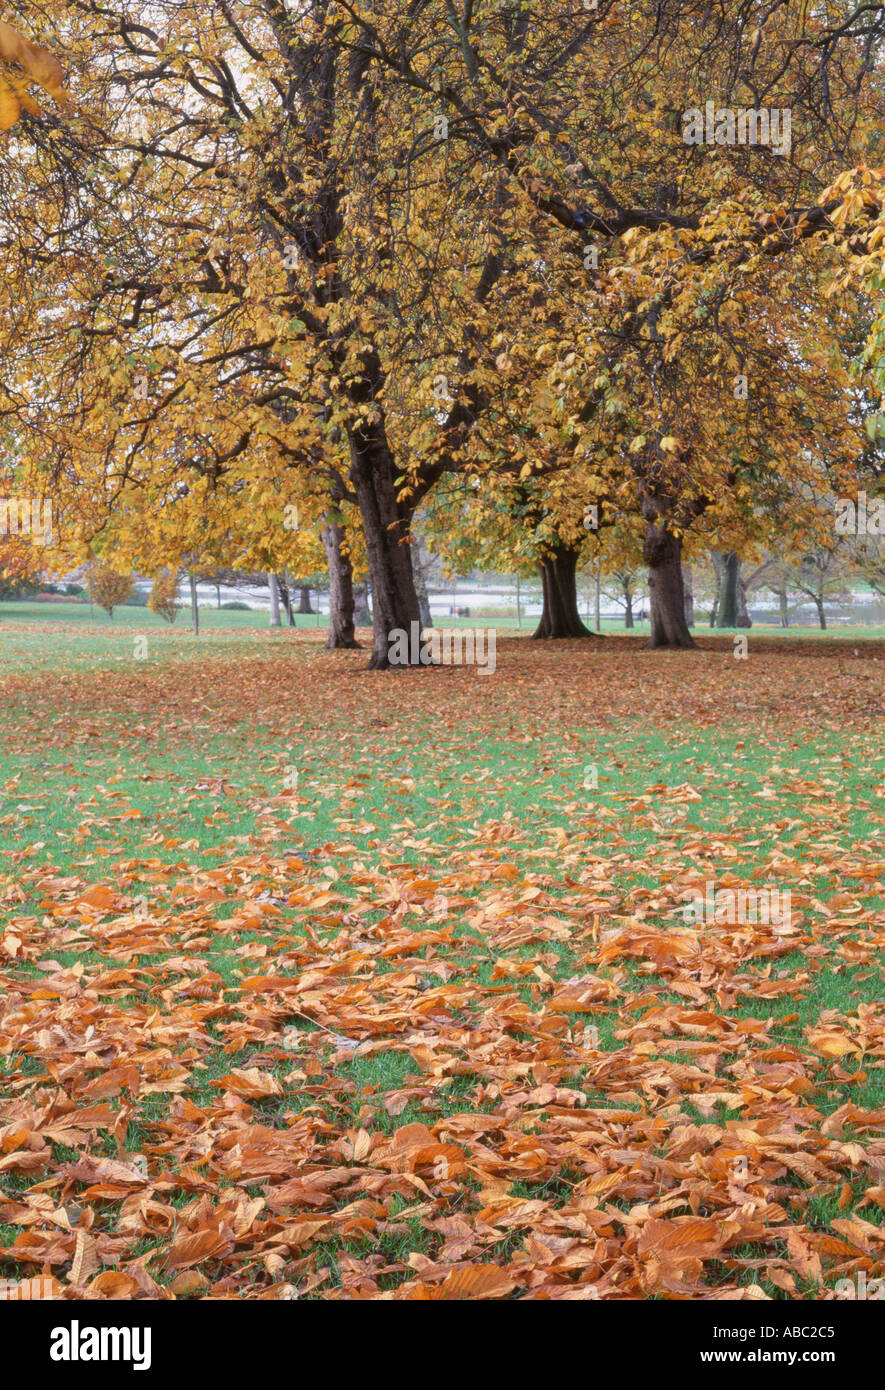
[322,521,360,649]
[644,524,696,649]
[533,543,595,639]
[277,573,296,627]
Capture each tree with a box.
[86,562,133,620]
[354,0,885,644]
[784,543,853,630]
[604,569,643,630]
[147,570,179,625]
[321,520,359,649]
[4,2,885,664]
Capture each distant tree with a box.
[783,544,853,630]
[86,562,133,620]
[603,569,643,629]
[148,570,180,625]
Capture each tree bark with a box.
[283,571,297,626]
[718,551,740,627]
[778,584,789,627]
[348,422,422,667]
[268,572,281,628]
[353,582,371,628]
[532,542,595,638]
[682,563,694,627]
[624,589,634,628]
[412,532,433,629]
[322,521,360,648]
[277,572,296,627]
[644,524,696,648]
[737,575,752,628]
[298,584,314,614]
[709,550,723,626]
[814,595,827,629]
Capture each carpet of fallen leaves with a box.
[2,628,885,1300]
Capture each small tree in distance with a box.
[148,570,180,625]
[86,562,134,621]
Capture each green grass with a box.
[1,622,885,1298]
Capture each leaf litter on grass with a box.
[1,627,885,1299]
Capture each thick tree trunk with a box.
[348,424,422,667]
[644,524,696,649]
[298,584,314,614]
[353,582,371,628]
[624,591,634,628]
[718,551,740,627]
[814,596,827,630]
[737,576,752,628]
[682,563,694,627]
[322,521,360,649]
[532,543,595,639]
[268,572,281,628]
[778,585,789,627]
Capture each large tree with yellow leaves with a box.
[2,2,884,659]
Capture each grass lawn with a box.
[1,619,884,1299]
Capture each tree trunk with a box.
[533,543,595,639]
[189,571,199,636]
[298,584,314,614]
[718,551,740,627]
[268,573,281,628]
[412,533,433,629]
[737,576,752,628]
[710,550,724,626]
[624,590,634,628]
[282,571,297,626]
[322,521,360,649]
[814,595,827,630]
[353,582,371,628]
[348,424,422,668]
[216,583,221,610]
[277,572,296,626]
[778,585,789,627]
[682,563,694,627]
[644,524,696,648]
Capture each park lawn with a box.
[1,623,885,1299]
